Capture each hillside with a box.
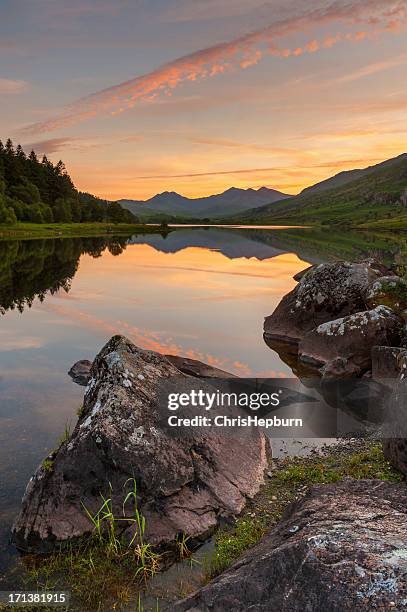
[232,153,407,226]
[119,186,290,220]
[0,139,136,225]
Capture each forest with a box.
[0,139,137,224]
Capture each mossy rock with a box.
[366,275,407,315]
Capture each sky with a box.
[0,0,406,200]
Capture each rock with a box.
[68,360,92,386]
[69,355,234,387]
[383,439,407,477]
[165,355,236,378]
[320,357,362,379]
[292,264,314,282]
[264,260,390,345]
[174,480,407,612]
[298,306,404,370]
[382,349,407,476]
[366,275,407,315]
[12,336,266,553]
[372,346,407,385]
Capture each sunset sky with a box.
[1,0,406,200]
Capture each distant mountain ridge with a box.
[230,153,407,227]
[300,153,407,195]
[118,186,290,220]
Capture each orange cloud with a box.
[22,0,407,134]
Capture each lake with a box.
[0,226,405,586]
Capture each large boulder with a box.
[12,336,266,553]
[298,306,404,370]
[175,479,407,612]
[264,260,391,345]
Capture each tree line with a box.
[0,138,137,224]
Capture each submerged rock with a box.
[298,306,403,370]
[68,359,92,386]
[175,479,407,612]
[13,336,266,553]
[264,260,390,345]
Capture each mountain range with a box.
[118,186,290,220]
[118,152,407,228]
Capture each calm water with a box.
[0,226,404,585]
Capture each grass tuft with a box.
[25,479,161,610]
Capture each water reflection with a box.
[0,236,130,315]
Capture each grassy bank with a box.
[0,222,168,241]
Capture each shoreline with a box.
[0,222,171,241]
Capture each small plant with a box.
[41,458,54,473]
[176,532,192,561]
[76,404,84,418]
[58,421,72,448]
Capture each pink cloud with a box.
[22,0,407,134]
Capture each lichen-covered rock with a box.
[174,480,407,612]
[264,260,390,345]
[366,275,407,316]
[298,306,404,370]
[12,336,266,553]
[69,355,235,387]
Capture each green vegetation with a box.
[41,458,54,474]
[231,154,407,228]
[26,480,160,610]
[208,442,402,578]
[380,279,407,301]
[0,221,167,241]
[175,532,193,561]
[58,422,72,448]
[0,138,136,226]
